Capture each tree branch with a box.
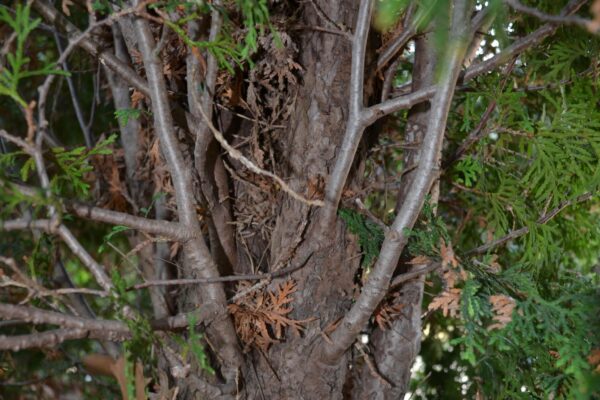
[33,0,151,97]
[52,30,94,148]
[0,303,222,351]
[467,192,594,255]
[1,218,113,291]
[0,303,128,333]
[391,0,588,97]
[195,105,323,207]
[319,0,374,228]
[376,0,417,71]
[365,86,436,123]
[462,0,589,82]
[0,329,125,351]
[127,249,314,291]
[65,201,193,241]
[320,0,473,364]
[504,0,598,33]
[132,5,243,374]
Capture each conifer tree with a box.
[0,0,599,398]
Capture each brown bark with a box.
[222,1,364,397]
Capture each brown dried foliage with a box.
[374,290,405,330]
[488,294,516,331]
[428,288,461,318]
[228,280,313,352]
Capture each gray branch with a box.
[320,0,473,364]
[132,6,243,375]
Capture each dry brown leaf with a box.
[488,294,516,330]
[439,239,467,289]
[589,0,600,32]
[408,255,431,265]
[229,280,313,352]
[83,354,147,400]
[440,239,459,268]
[374,292,405,330]
[131,90,145,108]
[588,348,600,372]
[61,0,74,16]
[428,288,461,317]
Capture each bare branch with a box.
[132,7,244,373]
[390,262,441,288]
[463,0,589,82]
[127,249,314,291]
[33,0,151,97]
[365,86,436,123]
[319,0,374,228]
[0,303,128,333]
[0,129,34,153]
[505,0,598,33]
[308,0,352,40]
[65,201,193,240]
[1,219,113,291]
[52,31,94,148]
[467,192,594,255]
[0,329,126,351]
[320,0,473,364]
[376,0,417,71]
[195,105,323,207]
[3,181,190,240]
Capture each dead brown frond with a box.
[228,280,314,353]
[374,290,405,330]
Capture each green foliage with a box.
[49,134,117,196]
[405,198,450,257]
[111,269,155,370]
[153,0,273,72]
[0,2,67,107]
[449,265,600,399]
[339,208,384,268]
[453,155,483,188]
[373,0,411,32]
[98,225,130,254]
[173,315,215,375]
[114,108,146,126]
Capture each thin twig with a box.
[53,30,94,148]
[504,0,598,33]
[195,105,324,207]
[33,0,151,97]
[377,0,417,71]
[127,249,314,291]
[467,192,594,255]
[444,58,517,168]
[463,0,589,82]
